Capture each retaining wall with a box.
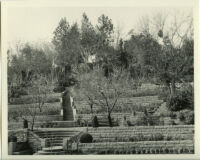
[8,129,28,142]
[87,125,194,142]
[78,140,194,154]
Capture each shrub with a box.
[92,115,99,128]
[9,86,28,98]
[53,86,65,93]
[165,135,173,141]
[178,110,194,124]
[8,135,17,142]
[127,120,132,126]
[79,133,93,143]
[178,111,185,121]
[166,84,193,111]
[135,115,148,126]
[154,133,164,141]
[185,111,194,124]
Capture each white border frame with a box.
[1,0,200,159]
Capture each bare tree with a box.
[136,10,193,96]
[18,75,51,130]
[76,66,137,127]
[155,11,193,95]
[137,15,151,35]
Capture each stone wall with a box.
[9,115,63,123]
[78,140,194,154]
[8,129,44,153]
[87,125,194,142]
[27,131,44,153]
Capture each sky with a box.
[6,6,192,46]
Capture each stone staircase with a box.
[35,146,65,155]
[33,129,81,155]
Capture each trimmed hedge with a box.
[80,133,93,143]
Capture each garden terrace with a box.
[8,102,61,118]
[8,121,79,130]
[74,83,162,101]
[87,125,194,143]
[74,96,163,114]
[9,93,61,105]
[8,96,163,122]
[78,140,194,154]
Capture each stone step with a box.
[13,149,33,155]
[35,132,78,135]
[46,139,63,143]
[42,146,63,152]
[34,130,79,133]
[35,131,78,134]
[39,135,76,139]
[55,125,79,127]
[37,150,65,155]
[47,143,63,147]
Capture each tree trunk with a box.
[108,113,113,127]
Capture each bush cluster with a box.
[166,84,193,111]
[53,86,65,93]
[178,110,194,124]
[9,86,28,98]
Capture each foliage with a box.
[79,133,93,143]
[8,135,17,142]
[149,133,164,141]
[53,86,65,93]
[8,86,28,99]
[80,13,99,61]
[96,14,114,48]
[178,110,194,124]
[8,44,52,81]
[123,34,162,82]
[166,84,193,111]
[155,38,193,96]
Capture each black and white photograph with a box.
[1,0,199,159]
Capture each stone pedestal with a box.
[8,142,16,155]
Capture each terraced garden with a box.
[8,84,194,155]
